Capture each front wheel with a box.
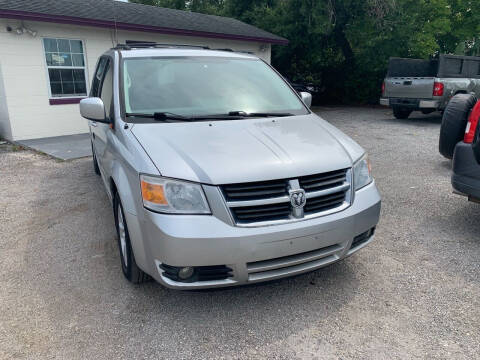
[392,106,412,119]
[114,193,150,284]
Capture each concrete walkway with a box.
[17,133,91,160]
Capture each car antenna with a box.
[112,0,119,46]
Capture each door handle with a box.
[91,121,98,127]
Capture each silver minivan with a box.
[80,44,381,289]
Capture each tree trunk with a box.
[333,26,355,70]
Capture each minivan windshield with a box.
[122,56,308,119]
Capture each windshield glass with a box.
[122,56,308,118]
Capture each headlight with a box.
[140,175,210,214]
[353,154,373,191]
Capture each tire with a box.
[439,94,477,159]
[114,193,150,284]
[91,142,100,176]
[393,106,412,119]
[473,121,480,165]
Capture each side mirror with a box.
[80,97,108,123]
[300,92,312,109]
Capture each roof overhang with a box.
[0,9,288,45]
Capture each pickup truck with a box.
[380,55,480,119]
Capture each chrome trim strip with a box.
[305,182,350,199]
[226,195,290,208]
[247,244,343,273]
[248,254,340,282]
[302,177,347,188]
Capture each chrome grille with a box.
[299,169,348,192]
[231,202,291,223]
[221,168,352,226]
[222,179,288,201]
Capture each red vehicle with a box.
[439,94,480,202]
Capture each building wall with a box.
[0,19,271,140]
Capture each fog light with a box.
[178,266,195,280]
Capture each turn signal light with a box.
[465,101,480,144]
[141,179,168,205]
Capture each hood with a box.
[131,114,364,185]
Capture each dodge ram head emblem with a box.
[289,189,306,209]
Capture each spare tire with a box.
[439,94,477,159]
[472,120,480,164]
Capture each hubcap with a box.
[117,204,128,267]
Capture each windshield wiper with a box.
[126,112,192,121]
[126,112,245,121]
[125,111,294,122]
[228,111,294,118]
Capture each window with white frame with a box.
[43,38,88,98]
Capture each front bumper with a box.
[380,98,440,109]
[452,142,480,199]
[139,182,381,289]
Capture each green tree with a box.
[127,0,480,103]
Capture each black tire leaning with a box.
[91,142,100,176]
[114,193,150,284]
[392,106,412,119]
[439,94,477,159]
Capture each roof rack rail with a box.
[113,43,210,50]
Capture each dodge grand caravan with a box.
[80,44,381,289]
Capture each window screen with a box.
[43,38,87,97]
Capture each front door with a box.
[90,57,114,175]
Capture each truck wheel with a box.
[91,142,100,176]
[439,94,477,159]
[114,193,150,284]
[392,107,412,119]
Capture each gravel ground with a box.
[1,106,479,360]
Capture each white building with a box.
[0,0,286,141]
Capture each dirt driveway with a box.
[1,107,479,359]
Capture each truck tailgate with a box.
[384,77,434,99]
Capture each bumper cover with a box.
[138,182,381,289]
[380,98,440,109]
[452,142,480,199]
